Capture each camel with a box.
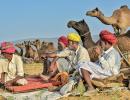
[15,43,25,57]
[32,39,42,50]
[67,19,99,62]
[68,19,96,49]
[46,42,56,53]
[15,40,57,63]
[24,41,39,62]
[67,19,130,67]
[86,5,130,35]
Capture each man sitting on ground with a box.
[41,33,90,81]
[78,30,121,92]
[0,42,27,86]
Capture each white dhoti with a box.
[56,58,70,72]
[78,61,113,79]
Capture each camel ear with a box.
[95,7,99,11]
[82,19,85,22]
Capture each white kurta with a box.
[78,46,121,79]
[0,54,27,85]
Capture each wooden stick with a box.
[116,45,130,67]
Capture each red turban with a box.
[58,36,68,47]
[1,42,16,53]
[99,30,117,45]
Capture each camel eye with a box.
[92,10,95,13]
[75,23,79,26]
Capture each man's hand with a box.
[0,80,5,85]
[39,74,50,82]
[41,54,47,59]
[4,80,14,87]
[94,46,102,55]
[48,63,57,72]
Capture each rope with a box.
[80,31,90,37]
[116,45,130,67]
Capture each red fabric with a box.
[99,30,117,45]
[58,36,68,47]
[1,42,16,53]
[6,77,61,93]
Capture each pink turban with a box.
[99,30,117,45]
[58,36,68,47]
[1,42,16,53]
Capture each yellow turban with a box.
[67,32,81,42]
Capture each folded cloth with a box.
[52,72,69,86]
[6,77,61,93]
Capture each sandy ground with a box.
[59,90,130,100]
[23,63,130,100]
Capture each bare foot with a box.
[83,88,97,96]
[87,87,95,91]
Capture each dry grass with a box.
[59,90,130,100]
[0,96,5,100]
[23,63,43,75]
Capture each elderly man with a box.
[79,30,121,91]
[41,33,90,81]
[0,42,27,86]
[48,36,69,72]
[40,36,71,80]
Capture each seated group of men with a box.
[0,30,121,92]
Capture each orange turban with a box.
[99,30,117,45]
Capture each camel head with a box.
[47,42,56,51]
[32,39,41,50]
[24,41,32,49]
[67,19,90,37]
[15,43,25,48]
[86,7,103,17]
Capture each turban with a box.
[99,30,117,45]
[58,36,68,47]
[1,42,16,53]
[67,32,81,42]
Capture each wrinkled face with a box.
[2,52,13,60]
[58,42,65,51]
[86,8,99,17]
[99,40,110,51]
[68,40,77,50]
[99,40,106,50]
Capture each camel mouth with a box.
[67,23,71,28]
[67,21,74,28]
[86,11,90,16]
[67,21,77,28]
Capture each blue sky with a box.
[0,0,130,42]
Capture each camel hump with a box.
[120,5,128,9]
[112,5,129,17]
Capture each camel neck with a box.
[97,14,115,25]
[80,32,95,49]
